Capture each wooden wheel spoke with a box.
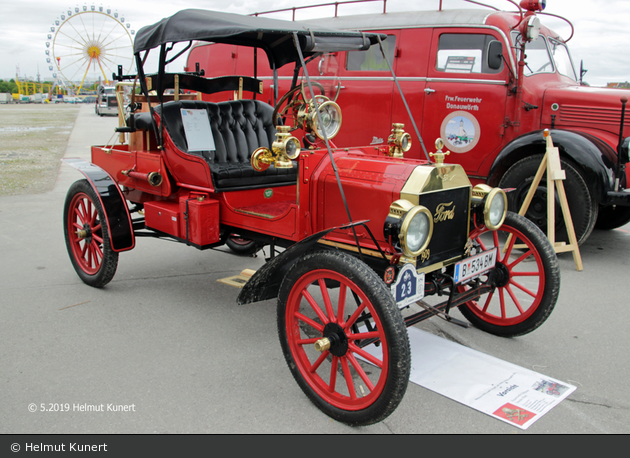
[318,278,336,323]
[505,285,525,314]
[347,352,375,392]
[348,342,383,369]
[340,357,357,400]
[509,279,537,298]
[303,289,329,325]
[295,311,324,333]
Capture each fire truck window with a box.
[436,34,503,74]
[512,32,554,76]
[346,35,396,71]
[549,38,577,81]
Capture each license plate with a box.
[454,248,498,284]
[391,263,425,307]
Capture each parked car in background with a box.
[95,85,118,116]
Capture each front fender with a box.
[62,157,135,252]
[237,221,367,305]
[487,129,617,204]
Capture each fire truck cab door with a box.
[421,29,510,176]
[331,32,400,148]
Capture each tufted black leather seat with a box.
[154,100,298,191]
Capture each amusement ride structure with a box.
[45,5,135,95]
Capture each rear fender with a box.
[237,221,367,305]
[63,158,135,252]
[487,129,616,203]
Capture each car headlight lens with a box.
[484,188,507,230]
[400,206,433,257]
[284,137,301,160]
[310,100,342,140]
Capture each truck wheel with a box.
[458,212,560,337]
[278,249,410,426]
[594,205,630,230]
[498,155,597,245]
[63,180,118,287]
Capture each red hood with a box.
[542,85,630,138]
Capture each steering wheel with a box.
[273,82,326,130]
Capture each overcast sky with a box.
[1,0,628,87]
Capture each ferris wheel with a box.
[45,5,135,93]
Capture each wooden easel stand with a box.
[515,130,583,271]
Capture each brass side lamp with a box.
[251,126,301,171]
[388,123,412,158]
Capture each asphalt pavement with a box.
[1,104,629,434]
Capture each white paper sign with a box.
[181,108,215,152]
[363,328,576,429]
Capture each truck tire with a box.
[594,205,630,230]
[498,154,597,245]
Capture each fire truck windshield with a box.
[548,37,577,80]
[512,32,576,81]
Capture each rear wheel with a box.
[499,155,597,245]
[225,235,263,256]
[278,250,410,426]
[63,179,118,287]
[458,212,560,337]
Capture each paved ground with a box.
[1,104,629,434]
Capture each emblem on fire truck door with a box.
[440,111,481,153]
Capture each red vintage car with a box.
[187,0,630,246]
[62,9,560,425]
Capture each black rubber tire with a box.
[225,235,263,256]
[498,155,598,245]
[278,249,410,426]
[458,212,560,337]
[63,179,118,287]
[594,205,630,230]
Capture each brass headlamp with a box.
[298,95,342,140]
[251,126,301,171]
[388,123,412,158]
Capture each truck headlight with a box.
[384,200,433,258]
[483,188,507,230]
[620,137,630,164]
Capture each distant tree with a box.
[0,79,19,94]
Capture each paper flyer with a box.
[181,108,215,152]
[364,327,576,429]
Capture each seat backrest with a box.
[156,99,276,163]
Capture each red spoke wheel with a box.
[63,179,118,287]
[458,212,560,337]
[278,250,410,426]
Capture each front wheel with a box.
[278,250,410,426]
[63,179,118,287]
[458,212,560,337]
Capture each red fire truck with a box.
[186,0,630,245]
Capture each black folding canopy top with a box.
[133,9,383,69]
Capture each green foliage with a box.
[0,79,19,94]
